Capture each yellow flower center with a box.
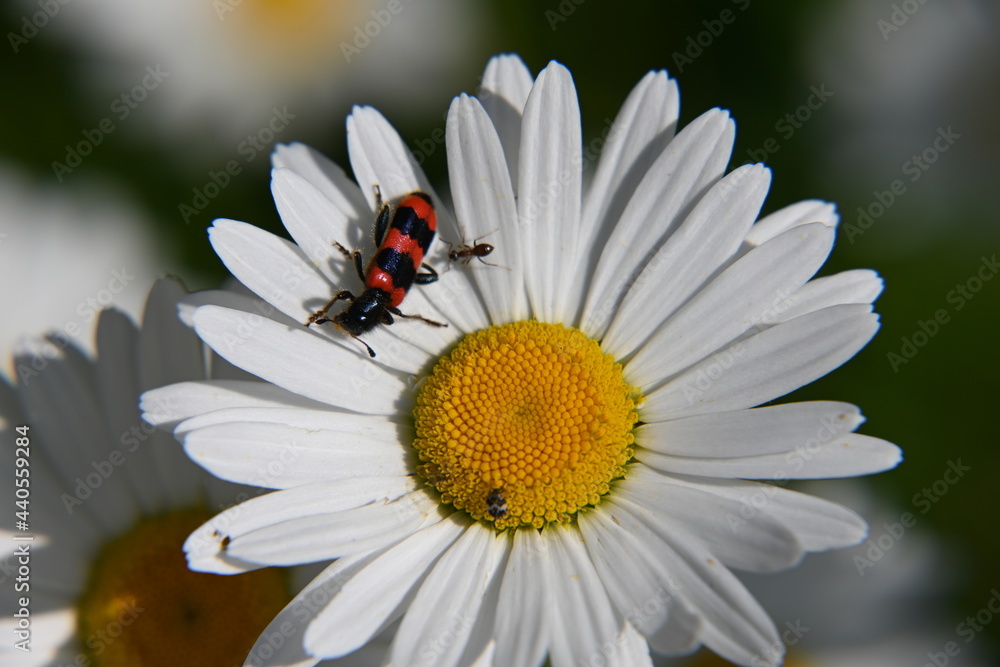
[414,322,639,530]
[77,508,288,667]
[224,0,366,76]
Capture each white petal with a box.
[543,526,624,667]
[642,304,879,421]
[494,528,550,667]
[191,305,409,415]
[245,651,318,667]
[174,404,395,437]
[579,509,676,637]
[270,167,368,287]
[138,276,205,390]
[766,269,884,324]
[618,469,803,572]
[208,350,272,383]
[580,70,680,250]
[0,609,77,663]
[612,622,655,667]
[603,164,771,359]
[0,437,100,552]
[207,221,452,372]
[94,307,169,516]
[184,477,414,574]
[646,603,701,656]
[177,288,299,330]
[304,516,467,658]
[389,524,507,667]
[608,497,782,665]
[141,379,328,430]
[626,466,868,552]
[517,61,583,324]
[478,53,533,183]
[271,142,369,222]
[182,420,412,488]
[2,507,95,577]
[209,218,334,324]
[580,108,735,338]
[14,338,106,470]
[638,433,902,480]
[207,477,418,541]
[446,94,527,323]
[314,630,392,667]
[745,199,838,246]
[567,70,679,325]
[136,278,206,508]
[580,510,701,659]
[755,488,869,551]
[346,105,442,210]
[244,553,381,666]
[14,338,137,535]
[627,222,835,390]
[222,490,439,567]
[637,401,863,457]
[449,532,510,667]
[4,537,87,598]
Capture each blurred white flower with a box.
[34,0,487,154]
[0,279,294,666]
[0,164,170,366]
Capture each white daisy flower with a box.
[31,0,484,149]
[144,54,902,667]
[0,279,293,666]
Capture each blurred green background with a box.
[3,0,997,662]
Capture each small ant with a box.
[444,232,508,271]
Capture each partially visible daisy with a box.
[0,163,169,363]
[145,54,902,666]
[35,0,485,150]
[0,279,290,666]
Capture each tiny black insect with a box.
[486,488,508,520]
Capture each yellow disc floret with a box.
[77,508,288,667]
[414,321,640,530]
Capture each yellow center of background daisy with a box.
[226,0,365,74]
[77,508,288,666]
[414,322,639,530]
